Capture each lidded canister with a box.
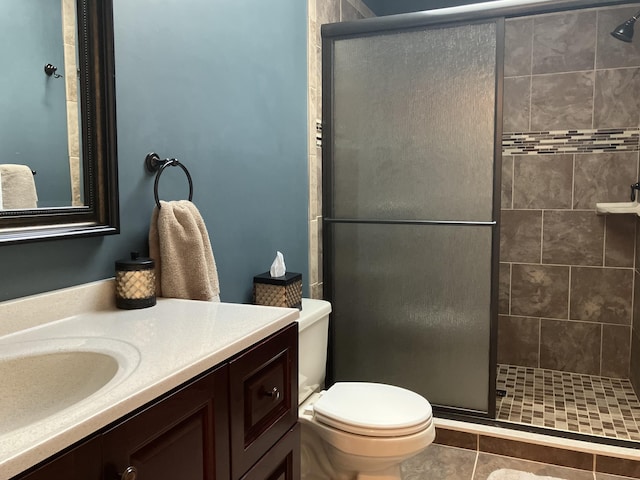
[115,252,156,309]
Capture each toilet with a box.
[297,298,435,480]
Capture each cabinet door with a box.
[102,364,229,480]
[15,436,101,480]
[240,424,300,480]
[229,324,298,479]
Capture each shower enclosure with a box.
[322,15,503,416]
[321,0,640,445]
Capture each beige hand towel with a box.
[149,200,220,301]
[0,164,37,209]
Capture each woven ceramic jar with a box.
[115,252,156,309]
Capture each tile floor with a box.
[399,364,640,479]
[401,443,637,480]
[496,364,640,441]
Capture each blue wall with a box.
[0,0,71,207]
[0,0,309,304]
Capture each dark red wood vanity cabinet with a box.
[15,323,299,480]
[102,362,231,480]
[15,436,103,480]
[229,322,299,480]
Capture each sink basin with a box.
[0,338,140,435]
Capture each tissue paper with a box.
[270,251,286,277]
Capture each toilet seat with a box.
[312,382,433,437]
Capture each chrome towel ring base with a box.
[145,152,193,209]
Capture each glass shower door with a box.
[323,19,502,414]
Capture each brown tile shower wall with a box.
[499,5,640,381]
[634,224,640,392]
[307,0,375,299]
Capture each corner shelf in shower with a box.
[595,201,640,216]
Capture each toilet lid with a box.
[312,382,433,437]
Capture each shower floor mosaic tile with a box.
[496,364,640,441]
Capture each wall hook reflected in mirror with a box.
[44,64,63,79]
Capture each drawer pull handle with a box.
[119,466,138,480]
[264,386,281,401]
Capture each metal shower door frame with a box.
[321,15,504,419]
[320,0,635,424]
[320,0,640,435]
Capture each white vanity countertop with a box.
[0,281,299,480]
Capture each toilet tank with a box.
[297,298,331,404]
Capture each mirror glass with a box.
[0,0,119,244]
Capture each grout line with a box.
[470,448,479,480]
[506,303,634,327]
[630,265,636,379]
[529,18,534,131]
[571,154,576,211]
[504,261,633,270]
[540,209,544,264]
[508,262,512,316]
[602,215,607,267]
[528,65,640,77]
[592,11,598,130]
[599,323,604,377]
[594,10,600,74]
[537,317,541,368]
[510,156,514,210]
[567,265,572,321]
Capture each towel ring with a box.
[145,152,193,209]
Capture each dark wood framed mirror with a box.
[0,0,118,245]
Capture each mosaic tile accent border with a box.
[496,364,640,441]
[502,128,640,155]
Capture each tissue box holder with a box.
[253,272,302,309]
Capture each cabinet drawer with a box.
[229,323,298,479]
[239,424,300,480]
